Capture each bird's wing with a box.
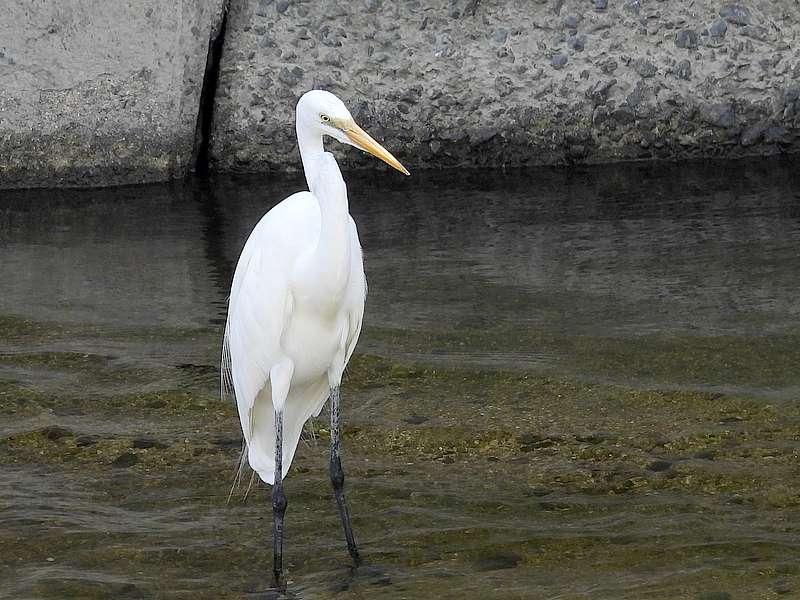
[343,216,367,366]
[222,192,320,439]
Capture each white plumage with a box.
[223,174,365,483]
[222,90,407,488]
[221,90,408,580]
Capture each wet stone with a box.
[111,452,139,468]
[473,552,521,571]
[693,449,716,460]
[106,582,145,599]
[771,580,792,595]
[53,406,85,416]
[525,487,553,497]
[518,433,560,451]
[539,501,572,511]
[576,432,610,444]
[39,426,73,441]
[212,436,241,449]
[132,437,169,450]
[647,459,673,472]
[698,592,732,600]
[404,415,430,425]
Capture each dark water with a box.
[1,158,800,599]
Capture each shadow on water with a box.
[189,175,236,326]
[1,156,800,599]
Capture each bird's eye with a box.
[320,114,331,123]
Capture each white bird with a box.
[222,89,409,582]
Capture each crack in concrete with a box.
[193,1,230,177]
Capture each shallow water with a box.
[1,158,800,599]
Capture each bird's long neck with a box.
[297,122,324,191]
[296,124,351,302]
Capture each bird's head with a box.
[296,90,410,176]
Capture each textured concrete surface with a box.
[0,0,226,188]
[211,0,800,174]
[2,0,799,187]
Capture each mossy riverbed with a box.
[2,316,799,600]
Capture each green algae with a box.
[3,333,800,599]
[0,351,113,370]
[363,321,800,391]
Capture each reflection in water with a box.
[1,157,800,599]
[3,160,799,341]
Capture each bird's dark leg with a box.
[329,386,360,564]
[272,408,288,585]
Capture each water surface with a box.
[1,158,800,599]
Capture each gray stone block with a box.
[0,0,227,188]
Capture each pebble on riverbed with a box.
[132,437,170,450]
[111,453,139,468]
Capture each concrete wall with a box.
[1,0,799,188]
[0,0,226,188]
[210,0,800,173]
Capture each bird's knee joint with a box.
[272,486,288,514]
[329,459,345,488]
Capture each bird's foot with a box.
[332,561,391,593]
[270,570,285,592]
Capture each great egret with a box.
[222,89,409,582]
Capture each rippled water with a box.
[1,158,800,599]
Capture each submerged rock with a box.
[697,592,733,600]
[474,552,522,571]
[132,437,170,450]
[111,453,139,468]
[404,415,430,425]
[76,435,99,447]
[39,426,73,441]
[647,459,674,472]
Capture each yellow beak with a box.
[343,121,410,176]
